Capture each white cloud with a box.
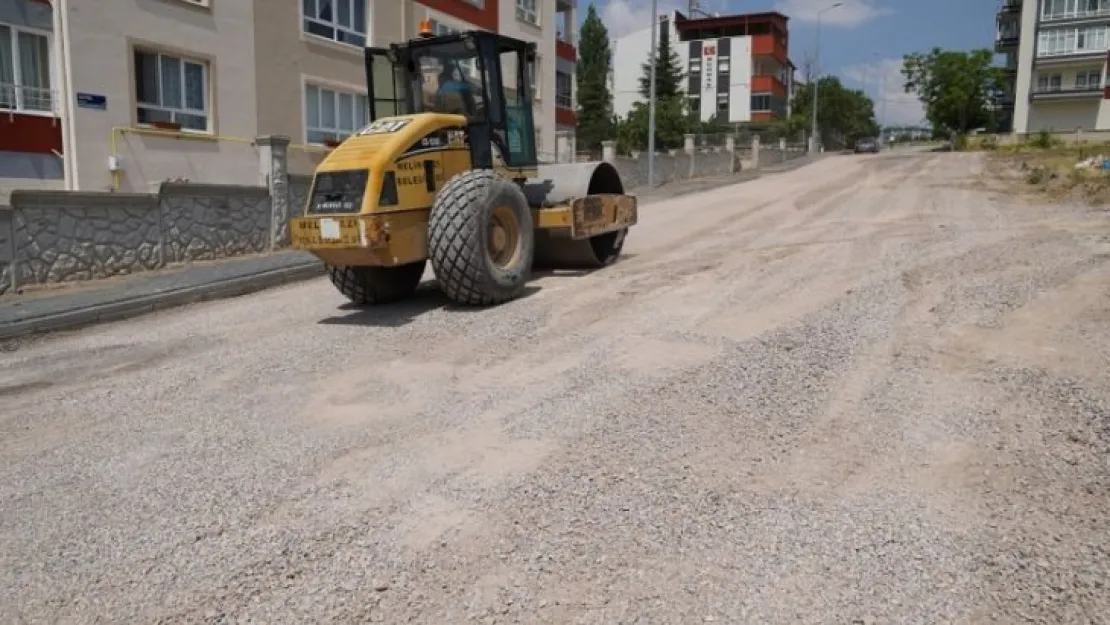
[598,0,682,38]
[598,0,732,39]
[773,0,894,27]
[840,58,926,126]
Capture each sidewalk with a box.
[0,251,323,340]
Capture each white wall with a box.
[1026,100,1104,131]
[1012,0,1042,132]
[66,0,259,192]
[610,11,682,119]
[499,0,557,158]
[728,36,752,123]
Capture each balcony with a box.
[556,36,576,62]
[0,83,55,115]
[1035,47,1109,64]
[555,0,577,61]
[995,28,1020,51]
[751,75,788,98]
[998,0,1021,16]
[1041,6,1110,24]
[752,34,789,65]
[1030,83,1104,99]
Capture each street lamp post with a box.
[647,0,658,187]
[810,1,842,154]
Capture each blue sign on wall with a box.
[76,93,107,110]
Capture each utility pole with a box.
[648,0,658,187]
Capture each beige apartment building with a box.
[0,0,578,198]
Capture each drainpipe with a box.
[49,0,70,189]
[51,0,77,190]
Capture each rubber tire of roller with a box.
[326,261,426,305]
[427,169,535,306]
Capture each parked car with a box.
[855,137,880,153]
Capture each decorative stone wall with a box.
[158,183,270,263]
[3,183,272,288]
[10,191,162,285]
[0,208,12,296]
[289,174,313,218]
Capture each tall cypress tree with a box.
[638,20,686,101]
[575,5,615,151]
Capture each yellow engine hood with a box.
[315,113,468,175]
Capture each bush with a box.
[1028,129,1058,149]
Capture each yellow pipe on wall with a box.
[108,126,333,191]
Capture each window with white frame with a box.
[428,19,478,77]
[555,70,572,108]
[718,56,731,73]
[1037,25,1110,56]
[0,23,52,113]
[134,49,209,131]
[305,83,369,144]
[303,0,367,47]
[1076,70,1102,88]
[516,0,539,26]
[1042,0,1110,20]
[1036,72,1063,91]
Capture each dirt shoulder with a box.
[981,144,1110,207]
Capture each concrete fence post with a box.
[555,130,572,164]
[725,135,735,153]
[602,140,616,163]
[751,136,761,170]
[256,135,292,251]
[684,133,695,154]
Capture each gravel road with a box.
[3,149,1109,623]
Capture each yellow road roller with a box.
[288,22,637,306]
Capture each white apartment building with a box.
[0,0,577,199]
[1002,0,1110,134]
[610,9,794,125]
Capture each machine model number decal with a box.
[358,119,411,135]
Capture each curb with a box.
[0,260,324,341]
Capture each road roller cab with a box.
[289,27,638,307]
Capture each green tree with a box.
[575,4,616,151]
[901,48,1005,135]
[617,23,691,152]
[787,77,880,148]
[617,97,689,152]
[638,21,686,100]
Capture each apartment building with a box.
[0,0,576,198]
[1002,0,1110,134]
[1,0,64,199]
[610,9,795,124]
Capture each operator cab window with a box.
[410,42,484,118]
[497,48,537,167]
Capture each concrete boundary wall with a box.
[0,184,273,295]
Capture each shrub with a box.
[1028,129,1057,149]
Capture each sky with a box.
[580,0,1000,127]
